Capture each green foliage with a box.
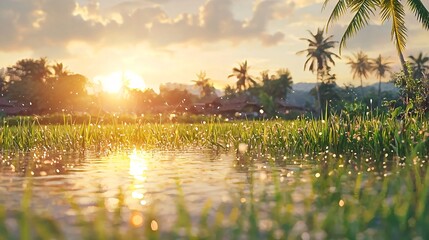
[0,114,428,158]
[323,0,429,73]
[409,52,429,80]
[258,92,275,116]
[192,71,216,98]
[158,87,195,106]
[228,60,257,92]
[261,69,293,101]
[4,58,90,114]
[346,51,372,97]
[298,28,340,113]
[310,80,341,114]
[393,63,429,113]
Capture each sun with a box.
[95,71,146,94]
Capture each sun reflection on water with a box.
[129,149,148,181]
[128,150,149,207]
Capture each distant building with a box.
[0,98,27,116]
[275,99,314,115]
[191,94,261,117]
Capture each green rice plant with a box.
[1,114,428,162]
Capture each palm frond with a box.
[303,58,311,71]
[381,0,407,55]
[406,0,429,30]
[248,77,257,86]
[339,0,376,52]
[325,0,349,31]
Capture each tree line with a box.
[1,0,429,117]
[0,47,427,116]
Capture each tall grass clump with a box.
[1,114,427,160]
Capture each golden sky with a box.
[0,0,428,91]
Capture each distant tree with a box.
[298,28,340,114]
[159,86,195,106]
[371,54,392,107]
[52,62,70,79]
[262,69,293,101]
[192,71,215,98]
[259,91,275,116]
[346,51,372,98]
[141,88,161,105]
[228,60,256,91]
[8,58,51,83]
[275,69,294,99]
[323,0,429,75]
[393,63,429,113]
[310,67,340,113]
[409,52,429,80]
[4,59,90,113]
[259,70,271,82]
[49,74,88,111]
[0,68,6,95]
[5,58,53,111]
[224,85,235,96]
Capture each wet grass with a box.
[1,114,428,159]
[0,114,429,239]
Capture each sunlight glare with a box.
[95,70,146,94]
[129,149,148,182]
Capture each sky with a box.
[0,0,428,92]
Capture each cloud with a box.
[0,0,295,54]
[0,0,107,54]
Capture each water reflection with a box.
[0,148,413,235]
[129,150,149,207]
[129,150,148,181]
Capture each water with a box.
[0,149,313,233]
[1,149,424,238]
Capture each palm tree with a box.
[371,54,392,107]
[224,85,235,96]
[261,69,293,101]
[52,63,70,79]
[228,60,256,92]
[346,51,372,98]
[409,52,429,80]
[274,69,293,100]
[259,70,271,82]
[298,28,340,114]
[323,0,429,74]
[192,71,214,97]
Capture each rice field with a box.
[0,114,429,239]
[1,114,428,158]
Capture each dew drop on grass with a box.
[151,220,159,231]
[238,143,248,153]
